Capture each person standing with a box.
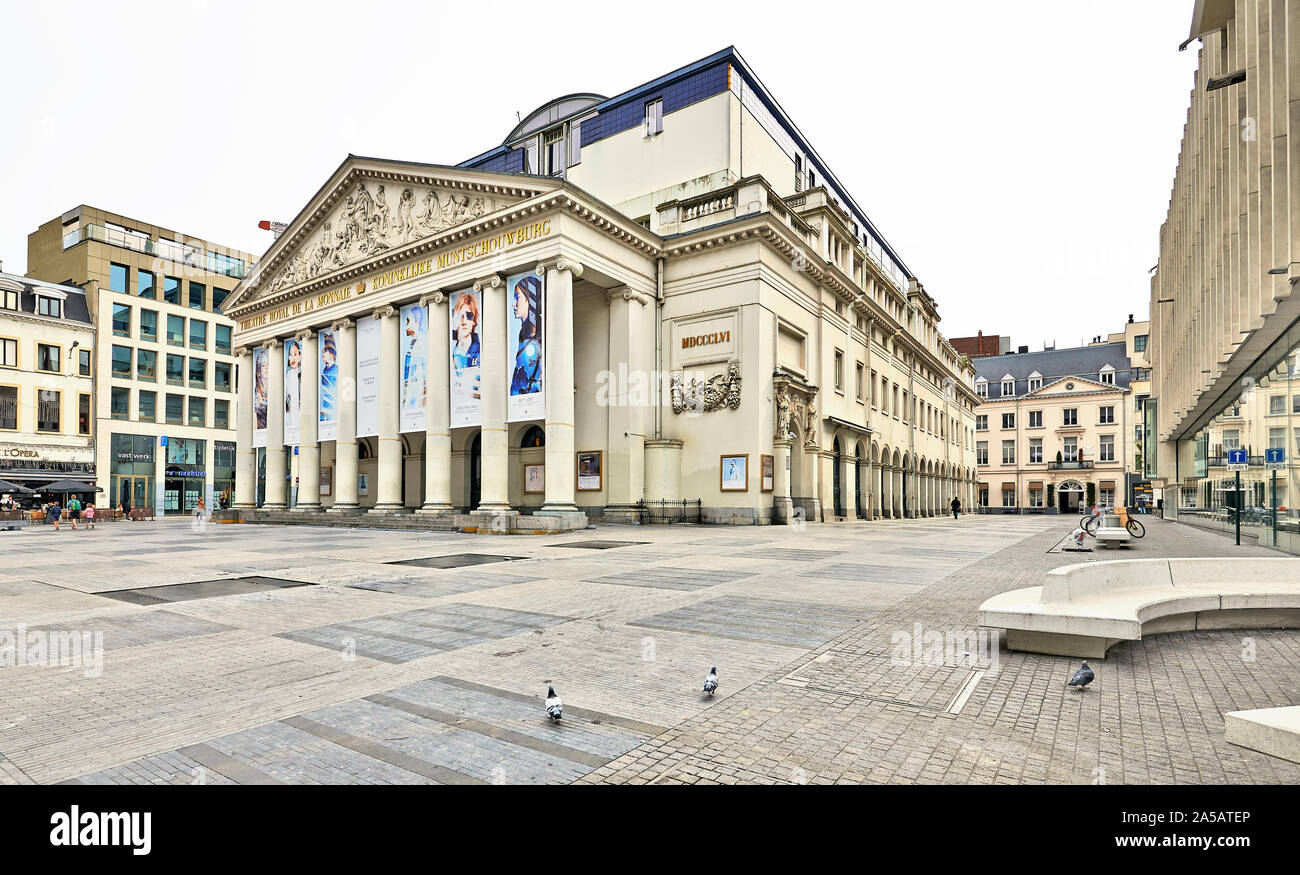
[950,496,961,520]
[66,494,81,530]
[83,503,96,530]
[194,497,206,525]
[49,499,62,531]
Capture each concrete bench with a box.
[978,558,1300,658]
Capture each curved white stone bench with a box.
[977,558,1300,658]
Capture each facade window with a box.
[163,276,181,304]
[1294,395,1300,414]
[138,270,155,299]
[855,363,864,401]
[37,343,60,373]
[1267,427,1283,450]
[167,314,185,345]
[1029,488,1043,507]
[1002,412,1014,429]
[110,263,129,293]
[834,350,844,392]
[976,441,988,465]
[110,387,129,420]
[1099,488,1115,506]
[1027,374,1042,392]
[542,128,565,177]
[1002,440,1015,465]
[212,288,230,313]
[166,354,184,385]
[1001,379,1014,396]
[1099,405,1114,424]
[645,98,663,135]
[111,345,132,378]
[1064,436,1078,461]
[0,337,15,368]
[1222,429,1240,451]
[112,303,132,336]
[214,361,231,392]
[37,296,61,318]
[1002,487,1016,508]
[188,358,206,389]
[1134,334,1148,353]
[137,349,156,381]
[214,399,229,429]
[165,393,183,424]
[79,393,92,434]
[1135,393,1148,411]
[138,390,156,422]
[1269,395,1285,415]
[1,289,16,310]
[975,379,988,397]
[1063,408,1078,426]
[215,324,232,355]
[1028,410,1042,428]
[0,385,16,429]
[1099,435,1115,462]
[189,282,206,310]
[1099,368,1115,385]
[187,396,205,426]
[189,319,207,350]
[77,348,90,376]
[976,414,988,431]
[1029,438,1042,463]
[140,309,157,342]
[37,389,60,432]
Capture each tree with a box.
[1047,483,1055,508]
[1086,481,1096,507]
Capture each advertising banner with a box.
[506,271,544,422]
[449,288,482,429]
[284,337,303,446]
[356,316,381,438]
[399,302,428,433]
[252,347,269,448]
[318,328,338,442]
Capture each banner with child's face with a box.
[284,339,303,447]
[318,328,338,442]
[252,347,269,448]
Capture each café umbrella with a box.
[0,477,35,494]
[39,480,103,494]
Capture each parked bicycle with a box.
[1082,505,1145,538]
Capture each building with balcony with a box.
[26,206,256,515]
[1146,0,1300,552]
[221,48,980,526]
[0,270,96,497]
[973,338,1133,513]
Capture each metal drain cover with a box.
[98,576,312,605]
[387,554,525,569]
[554,540,649,549]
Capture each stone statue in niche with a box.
[775,389,792,438]
[670,361,742,414]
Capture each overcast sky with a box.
[0,0,1199,349]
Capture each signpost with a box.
[1226,449,1248,545]
[1266,448,1285,541]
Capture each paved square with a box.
[0,514,1296,785]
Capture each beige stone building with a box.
[27,206,256,514]
[222,49,980,527]
[1147,0,1300,553]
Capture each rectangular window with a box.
[1029,438,1042,463]
[188,358,205,388]
[190,319,207,350]
[1100,370,1115,385]
[1063,408,1077,426]
[1002,440,1015,465]
[1002,487,1016,508]
[187,396,205,427]
[1134,334,1148,353]
[214,361,231,393]
[78,348,91,376]
[167,314,185,346]
[1029,488,1043,507]
[163,276,181,305]
[138,390,156,422]
[112,302,131,336]
[1099,405,1115,424]
[140,309,157,342]
[214,399,229,429]
[1223,429,1240,450]
[855,363,864,401]
[111,344,132,378]
[211,288,230,313]
[166,354,184,386]
[137,349,156,381]
[37,343,60,373]
[215,324,232,355]
[1270,395,1286,416]
[110,386,129,420]
[37,296,61,318]
[1027,377,1042,392]
[1064,437,1078,461]
[138,269,155,299]
[1099,488,1114,507]
[645,98,663,135]
[110,263,129,294]
[1,289,16,310]
[976,414,988,431]
[976,382,988,397]
[1100,435,1115,462]
[1028,410,1042,428]
[542,128,564,177]
[0,338,17,368]
[37,389,60,432]
[834,350,844,392]
[78,393,91,434]
[976,441,988,465]
[1002,412,1015,429]
[1268,427,1284,450]
[165,393,184,424]
[0,385,16,429]
[189,282,205,310]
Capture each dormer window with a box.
[1099,364,1116,385]
[975,378,988,398]
[1027,371,1042,392]
[37,296,62,318]
[1001,375,1015,397]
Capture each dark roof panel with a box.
[974,343,1130,398]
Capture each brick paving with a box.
[0,514,1296,784]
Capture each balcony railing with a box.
[62,224,247,278]
[1047,460,1094,470]
[1208,455,1265,467]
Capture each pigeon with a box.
[703,667,718,696]
[545,685,563,721]
[1067,661,1095,691]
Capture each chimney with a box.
[1018,345,1028,354]
[1128,313,1134,323]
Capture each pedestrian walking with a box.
[950,496,961,520]
[194,497,206,524]
[83,503,96,530]
[49,500,62,531]
[66,495,81,530]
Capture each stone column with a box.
[329,318,359,512]
[841,449,857,521]
[538,257,582,520]
[474,274,512,518]
[420,291,453,514]
[372,305,405,513]
[294,329,321,510]
[234,346,256,508]
[263,339,287,508]
[772,437,793,524]
[604,286,650,523]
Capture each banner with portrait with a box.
[356,316,381,438]
[448,288,482,429]
[318,328,338,442]
[506,271,544,422]
[252,347,269,448]
[283,337,303,446]
[399,302,428,433]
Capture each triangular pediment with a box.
[1030,375,1126,397]
[225,155,561,313]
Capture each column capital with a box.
[294,328,314,342]
[606,287,651,306]
[419,290,447,307]
[371,305,396,320]
[329,317,355,331]
[472,273,505,293]
[233,346,252,358]
[261,338,280,350]
[535,256,584,279]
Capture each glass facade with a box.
[164,437,206,513]
[110,433,155,512]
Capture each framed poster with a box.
[524,463,545,494]
[576,450,603,492]
[358,473,370,496]
[320,466,332,497]
[318,328,338,442]
[506,271,544,422]
[761,454,774,492]
[720,454,748,492]
[449,288,482,428]
[284,337,303,446]
[399,301,428,433]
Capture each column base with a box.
[601,504,641,525]
[772,496,794,525]
[327,504,361,514]
[262,502,287,510]
[417,504,456,516]
[292,504,323,512]
[233,502,256,510]
[470,509,518,533]
[368,504,410,515]
[537,503,580,516]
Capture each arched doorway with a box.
[901,453,910,518]
[1058,479,1084,513]
[855,441,865,519]
[832,438,843,517]
[468,433,482,510]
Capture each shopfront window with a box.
[110,433,155,513]
[165,437,206,514]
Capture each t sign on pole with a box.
[1226,449,1248,546]
[1266,448,1286,541]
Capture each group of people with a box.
[41,496,96,531]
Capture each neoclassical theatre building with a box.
[224,49,981,527]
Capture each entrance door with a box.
[832,439,843,517]
[469,434,481,510]
[132,477,148,513]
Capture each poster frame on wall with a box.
[399,301,428,434]
[506,270,544,423]
[449,288,482,429]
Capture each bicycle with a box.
[1082,507,1144,538]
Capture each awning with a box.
[1028,480,1044,489]
[1099,480,1116,489]
[1001,483,1015,491]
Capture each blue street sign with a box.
[159,436,168,447]
[1266,447,1285,465]
[1227,448,1248,465]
